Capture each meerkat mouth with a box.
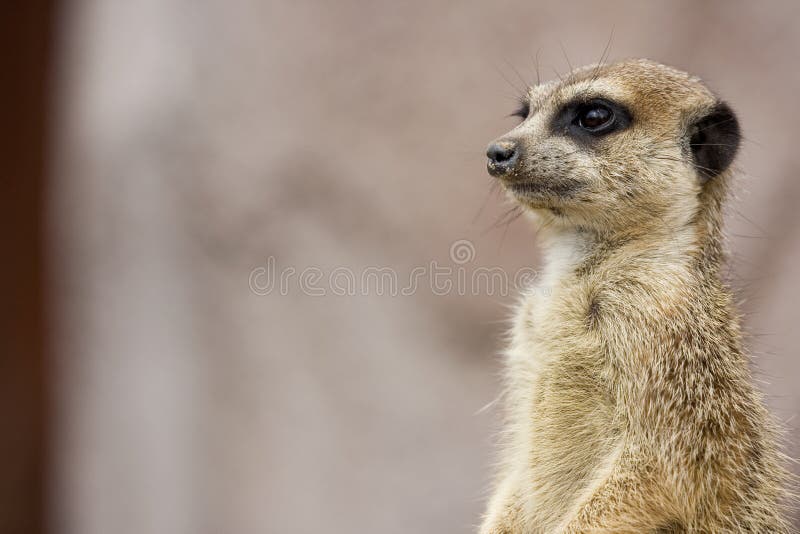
[504,178,583,200]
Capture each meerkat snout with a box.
[486,140,520,176]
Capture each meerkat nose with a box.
[486,140,519,177]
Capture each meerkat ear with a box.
[689,101,741,182]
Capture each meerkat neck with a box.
[535,226,593,290]
[534,206,724,285]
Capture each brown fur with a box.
[481,60,789,533]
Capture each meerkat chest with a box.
[505,231,618,523]
[509,230,593,365]
[504,230,614,440]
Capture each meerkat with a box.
[481,59,789,533]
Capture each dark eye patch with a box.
[551,97,632,142]
[510,96,530,121]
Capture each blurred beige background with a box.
[50,1,800,532]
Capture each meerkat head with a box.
[486,59,741,234]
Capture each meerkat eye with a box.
[553,98,631,140]
[576,104,614,131]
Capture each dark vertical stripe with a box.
[0,2,56,533]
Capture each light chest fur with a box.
[504,227,616,530]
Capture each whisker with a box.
[592,28,615,80]
[493,63,525,96]
[559,40,573,72]
[499,205,525,252]
[504,58,531,92]
[532,48,542,85]
[473,180,501,224]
